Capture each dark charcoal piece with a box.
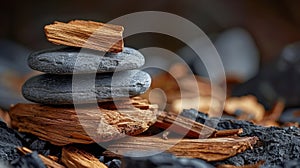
[277,159,300,168]
[180,108,219,128]
[22,70,151,104]
[232,42,300,109]
[10,152,46,168]
[180,109,300,167]
[19,133,62,158]
[0,161,11,168]
[28,47,145,74]
[279,108,300,123]
[107,159,121,168]
[0,121,23,161]
[122,152,214,168]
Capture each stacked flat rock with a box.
[23,46,150,104]
[9,20,157,146]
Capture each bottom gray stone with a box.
[22,70,151,105]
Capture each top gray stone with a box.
[28,47,145,74]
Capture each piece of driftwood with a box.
[44,20,124,52]
[17,147,65,168]
[104,136,258,161]
[155,112,243,138]
[61,146,107,168]
[212,129,243,138]
[10,97,158,146]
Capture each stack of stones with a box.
[23,47,151,105]
[9,22,158,146]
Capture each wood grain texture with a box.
[44,20,124,52]
[155,112,243,138]
[61,146,107,168]
[104,136,258,161]
[10,97,158,146]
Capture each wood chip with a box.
[44,20,124,52]
[140,64,224,114]
[104,136,258,161]
[155,112,216,138]
[17,147,65,168]
[10,98,158,146]
[61,146,107,168]
[225,95,265,121]
[264,99,285,121]
[155,112,243,138]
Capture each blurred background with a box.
[1,0,300,124]
[2,0,300,61]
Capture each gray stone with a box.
[22,70,151,105]
[28,47,145,74]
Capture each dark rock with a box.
[22,70,151,104]
[28,47,145,74]
[19,133,61,158]
[0,121,23,161]
[0,83,28,110]
[232,41,300,109]
[105,159,121,168]
[122,152,214,168]
[0,40,31,75]
[274,159,300,168]
[0,161,11,168]
[279,108,300,123]
[180,109,300,167]
[10,152,46,168]
[0,40,32,110]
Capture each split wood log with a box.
[17,147,65,168]
[103,136,258,161]
[44,20,124,52]
[10,98,158,146]
[155,112,216,138]
[61,146,107,168]
[155,112,243,138]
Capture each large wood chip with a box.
[10,98,158,146]
[44,20,124,52]
[155,112,242,138]
[104,136,258,161]
[61,146,107,168]
[155,112,216,138]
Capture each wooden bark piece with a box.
[10,98,158,146]
[155,112,243,138]
[155,112,216,138]
[104,136,258,161]
[44,20,124,52]
[61,146,107,168]
[17,147,65,168]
